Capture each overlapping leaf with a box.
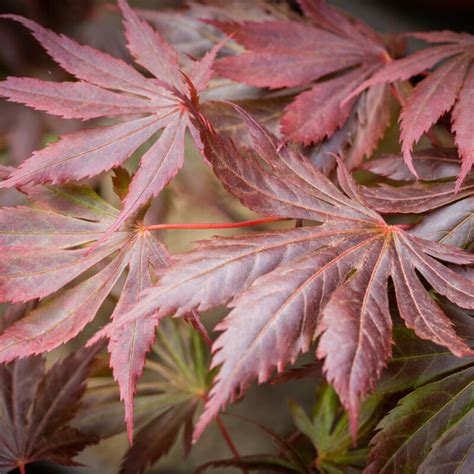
[76,319,214,474]
[290,385,382,473]
[412,197,474,249]
[367,366,474,473]
[212,0,393,167]
[0,304,100,472]
[375,325,474,395]
[119,319,213,474]
[360,148,462,181]
[352,31,474,186]
[0,0,221,237]
[198,385,383,473]
[136,0,282,61]
[359,161,474,214]
[0,183,170,443]
[361,150,474,241]
[103,107,474,443]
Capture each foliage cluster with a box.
[0,0,472,472]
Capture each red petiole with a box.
[144,216,290,231]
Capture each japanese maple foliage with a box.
[0,0,473,472]
[0,182,170,444]
[212,0,393,168]
[0,0,222,238]
[0,304,100,473]
[105,106,473,442]
[352,31,474,187]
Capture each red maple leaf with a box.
[351,31,474,188]
[103,107,474,442]
[211,0,393,168]
[0,183,171,443]
[0,304,100,473]
[0,0,222,238]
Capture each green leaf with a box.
[376,326,474,394]
[418,410,474,473]
[367,366,474,473]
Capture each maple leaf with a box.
[104,107,474,443]
[211,0,393,166]
[351,31,474,187]
[200,97,289,148]
[360,148,462,181]
[135,0,282,62]
[0,0,222,238]
[360,149,474,237]
[359,171,473,215]
[375,324,474,396]
[0,304,100,473]
[0,182,170,443]
[77,319,214,474]
[412,198,474,249]
[114,315,212,470]
[134,0,297,103]
[366,366,474,473]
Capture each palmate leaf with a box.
[76,319,214,474]
[361,150,474,247]
[357,149,474,214]
[104,107,474,443]
[0,304,100,472]
[0,183,170,443]
[0,0,221,238]
[366,366,474,473]
[290,385,383,472]
[136,0,282,63]
[212,0,393,166]
[360,148,462,181]
[352,31,474,187]
[375,326,474,395]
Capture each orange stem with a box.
[144,216,289,231]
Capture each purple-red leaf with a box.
[0,311,100,472]
[0,77,157,120]
[411,197,474,248]
[120,402,197,474]
[106,236,170,444]
[366,366,474,473]
[0,184,170,445]
[360,175,474,213]
[212,0,392,162]
[118,0,184,92]
[350,30,474,184]
[399,55,469,176]
[104,109,473,443]
[0,0,221,234]
[360,149,461,181]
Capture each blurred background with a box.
[0,1,472,473]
